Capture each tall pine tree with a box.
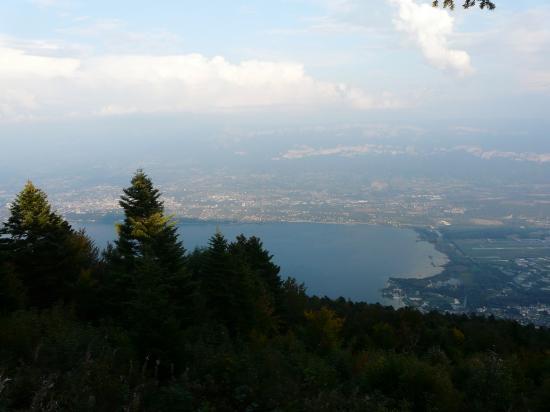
[108,170,186,269]
[104,170,195,335]
[0,182,97,308]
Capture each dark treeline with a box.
[0,171,549,411]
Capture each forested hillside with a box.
[0,171,549,411]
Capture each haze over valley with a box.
[2,2,550,410]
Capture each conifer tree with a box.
[105,170,195,328]
[111,169,163,266]
[0,182,97,308]
[2,181,70,241]
[109,170,186,269]
[200,232,277,334]
[229,235,283,305]
[200,231,236,327]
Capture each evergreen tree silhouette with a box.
[200,231,277,334]
[0,182,96,308]
[105,170,195,329]
[229,234,282,307]
[200,230,236,329]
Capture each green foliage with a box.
[102,170,196,361]
[109,169,185,271]
[198,231,237,327]
[0,308,136,411]
[359,352,460,412]
[279,277,309,327]
[1,181,68,240]
[193,231,277,336]
[229,235,282,304]
[303,307,344,353]
[1,173,549,411]
[0,182,98,309]
[432,0,496,10]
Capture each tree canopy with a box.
[0,181,97,309]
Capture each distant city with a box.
[2,171,550,228]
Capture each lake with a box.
[75,220,448,304]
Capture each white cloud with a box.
[0,42,402,122]
[453,146,550,163]
[277,143,550,163]
[0,45,79,78]
[451,126,490,135]
[276,144,413,160]
[389,0,473,76]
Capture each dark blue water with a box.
[76,221,447,303]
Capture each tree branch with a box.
[432,0,496,10]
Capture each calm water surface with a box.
[76,221,447,304]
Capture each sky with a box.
[0,0,549,163]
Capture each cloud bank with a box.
[277,143,550,164]
[389,0,473,76]
[0,42,401,122]
[453,146,550,163]
[276,144,414,160]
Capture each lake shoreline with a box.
[72,217,449,305]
